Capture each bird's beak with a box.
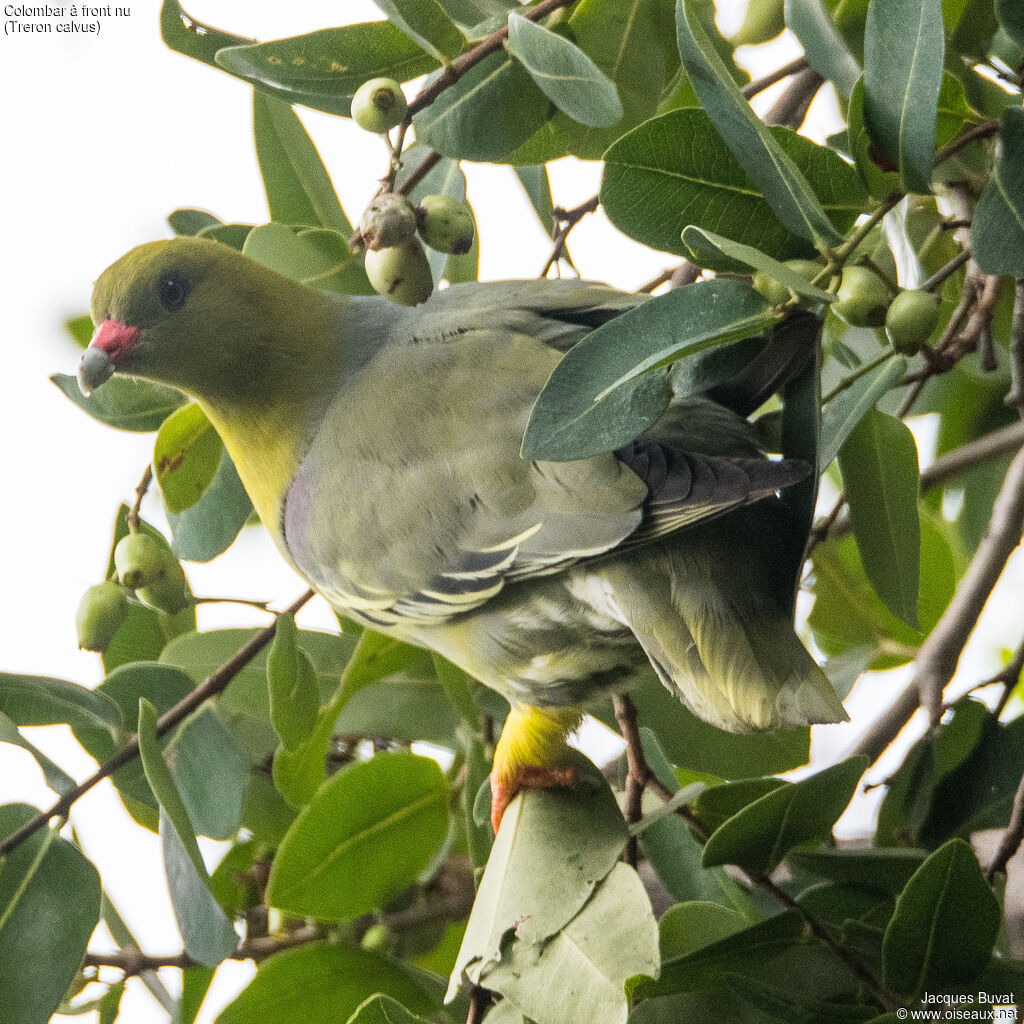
[77,320,140,396]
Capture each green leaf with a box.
[882,838,1000,999]
[702,757,866,874]
[862,0,945,193]
[838,408,921,628]
[373,0,465,62]
[0,672,122,734]
[675,0,842,248]
[0,806,101,1024]
[448,751,626,999]
[154,403,223,515]
[481,863,660,1024]
[167,447,253,562]
[0,711,76,796]
[253,93,352,234]
[168,208,221,236]
[514,165,555,236]
[137,699,238,966]
[728,975,880,1023]
[267,752,449,920]
[523,281,775,462]
[159,1,249,72]
[601,108,864,265]
[973,107,1024,276]
[197,223,254,250]
[681,228,836,302]
[412,51,552,161]
[997,0,1024,49]
[241,223,371,294]
[847,76,903,200]
[346,994,431,1024]
[505,14,622,128]
[784,0,861,98]
[217,942,442,1024]
[693,778,789,834]
[213,23,438,117]
[788,848,928,895]
[50,373,185,432]
[65,313,95,348]
[267,613,320,750]
[819,355,907,471]
[659,901,749,960]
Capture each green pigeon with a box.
[78,237,846,828]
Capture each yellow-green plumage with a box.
[84,237,846,809]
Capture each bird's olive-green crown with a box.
[91,237,339,403]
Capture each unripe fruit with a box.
[834,266,890,327]
[364,238,434,306]
[76,583,129,652]
[359,192,417,251]
[137,553,191,615]
[114,532,166,590]
[730,0,785,45]
[886,289,940,354]
[416,195,475,256]
[752,270,792,307]
[784,259,823,282]
[351,78,407,134]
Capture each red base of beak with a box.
[89,320,140,362]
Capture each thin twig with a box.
[852,447,1024,760]
[920,248,972,292]
[763,67,824,128]
[932,118,999,167]
[988,768,1024,882]
[991,637,1024,719]
[397,150,443,197]
[1006,281,1024,418]
[741,57,810,100]
[466,985,491,1024]
[638,261,700,294]
[540,195,600,277]
[0,589,316,857]
[126,465,153,534]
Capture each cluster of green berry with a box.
[753,262,941,354]
[351,78,475,306]
[76,532,190,652]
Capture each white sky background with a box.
[1,3,1023,1021]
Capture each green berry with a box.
[364,238,434,306]
[351,78,407,134]
[359,192,417,251]
[114,532,166,590]
[416,195,475,256]
[136,553,191,615]
[885,289,940,354]
[752,270,792,307]
[783,259,823,282]
[76,583,129,652]
[834,266,891,327]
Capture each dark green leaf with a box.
[213,23,438,117]
[346,994,431,1024]
[847,76,903,200]
[997,0,1024,49]
[838,408,921,628]
[659,901,749,960]
[693,778,789,834]
[675,0,842,247]
[168,208,221,236]
[253,93,352,234]
[217,942,442,1024]
[0,806,101,1024]
[197,223,254,250]
[412,51,552,161]
[0,672,122,734]
[505,14,622,128]
[154,402,223,515]
[462,734,492,869]
[267,752,449,920]
[602,109,864,266]
[50,373,185,433]
[973,107,1024,276]
[373,0,465,62]
[242,223,371,294]
[729,975,879,1023]
[160,1,249,71]
[862,0,944,193]
[167,447,253,562]
[523,281,775,461]
[138,700,238,966]
[0,711,76,796]
[682,228,835,301]
[882,838,1000,999]
[819,355,907,471]
[788,848,928,895]
[785,0,861,98]
[514,165,555,236]
[267,613,320,751]
[702,757,866,874]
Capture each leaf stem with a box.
[821,348,896,406]
[126,465,153,534]
[920,248,971,292]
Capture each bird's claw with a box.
[490,763,578,834]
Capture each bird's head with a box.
[78,237,331,402]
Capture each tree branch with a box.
[125,464,153,535]
[852,446,1024,761]
[0,589,316,857]
[741,57,810,100]
[1005,280,1024,418]
[763,67,824,128]
[540,195,600,277]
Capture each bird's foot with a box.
[490,762,578,834]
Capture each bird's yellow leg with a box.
[490,703,583,832]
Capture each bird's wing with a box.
[281,282,803,625]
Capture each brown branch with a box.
[932,118,999,167]
[540,195,600,277]
[763,67,824,128]
[988,763,1024,882]
[126,465,153,534]
[741,57,810,100]
[1006,281,1024,418]
[852,447,1024,761]
[466,986,491,1024]
[639,261,701,293]
[991,637,1024,719]
[0,589,316,858]
[397,150,443,198]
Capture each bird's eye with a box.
[158,274,189,311]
